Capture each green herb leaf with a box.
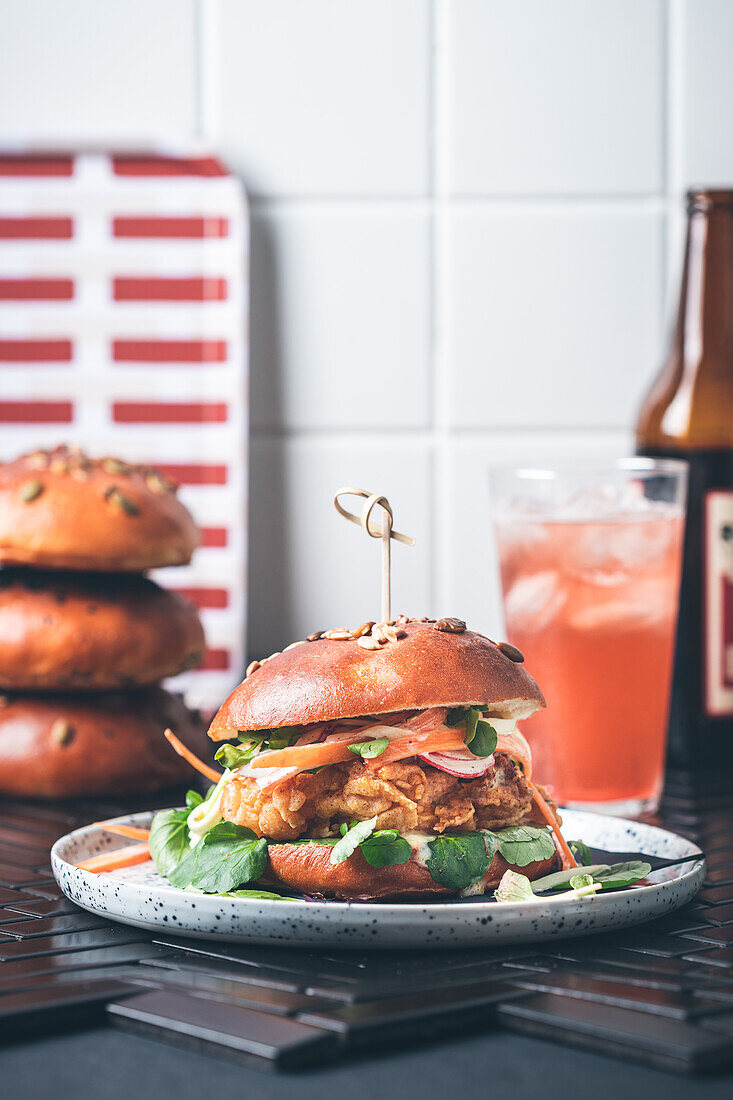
[531,860,652,895]
[464,707,481,745]
[486,825,556,868]
[569,839,593,866]
[225,888,299,901]
[237,728,260,743]
[185,789,203,810]
[214,743,259,769]
[329,817,378,865]
[425,833,491,890]
[168,821,267,893]
[592,861,652,889]
[530,864,612,893]
[569,873,595,890]
[236,726,299,752]
[494,869,535,903]
[360,830,412,868]
[165,844,199,888]
[149,807,190,877]
[347,737,390,760]
[466,719,497,758]
[202,821,258,844]
[445,707,472,727]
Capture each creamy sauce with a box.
[459,881,486,898]
[187,770,231,845]
[400,831,435,868]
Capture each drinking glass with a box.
[490,459,688,816]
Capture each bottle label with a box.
[704,491,733,716]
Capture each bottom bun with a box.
[265,841,558,900]
[0,687,206,799]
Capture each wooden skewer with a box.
[333,487,414,624]
[381,505,392,622]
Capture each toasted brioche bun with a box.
[0,688,206,798]
[0,569,204,690]
[209,621,545,739]
[0,446,198,571]
[263,841,557,901]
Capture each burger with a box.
[150,616,575,900]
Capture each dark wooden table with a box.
[1,771,732,1094]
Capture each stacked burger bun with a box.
[0,445,208,799]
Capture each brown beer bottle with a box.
[637,189,733,766]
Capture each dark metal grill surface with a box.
[1,773,733,1075]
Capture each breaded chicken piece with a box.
[220,753,548,841]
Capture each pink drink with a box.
[495,511,684,812]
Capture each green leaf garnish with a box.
[329,817,378,865]
[569,873,595,890]
[360,830,412,868]
[485,825,556,868]
[466,719,497,758]
[168,821,268,893]
[494,869,535,903]
[235,726,299,753]
[347,737,390,760]
[445,707,472,727]
[592,861,652,889]
[569,839,593,866]
[214,742,260,769]
[425,833,491,890]
[531,859,652,895]
[530,864,612,893]
[149,807,190,877]
[185,789,203,810]
[225,888,300,901]
[464,707,481,745]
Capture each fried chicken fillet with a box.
[221,751,554,842]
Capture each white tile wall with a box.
[447,207,665,428]
[250,208,431,429]
[448,0,664,196]
[248,438,435,655]
[677,0,733,186]
[216,0,431,197]
[0,0,198,142]
[1,0,732,661]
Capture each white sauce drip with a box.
[400,831,435,868]
[187,769,231,846]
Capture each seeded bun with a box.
[0,568,205,690]
[0,687,206,799]
[264,841,557,901]
[209,619,545,739]
[0,446,199,571]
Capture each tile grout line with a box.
[247,195,671,214]
[663,0,685,326]
[249,427,636,445]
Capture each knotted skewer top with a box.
[333,487,415,623]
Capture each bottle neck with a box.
[677,204,733,371]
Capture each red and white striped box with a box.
[0,150,249,712]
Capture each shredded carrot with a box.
[164,728,221,783]
[93,822,151,841]
[365,728,467,769]
[76,842,151,873]
[529,781,577,870]
[250,735,359,771]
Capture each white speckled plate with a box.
[51,809,704,949]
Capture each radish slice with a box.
[418,750,495,778]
